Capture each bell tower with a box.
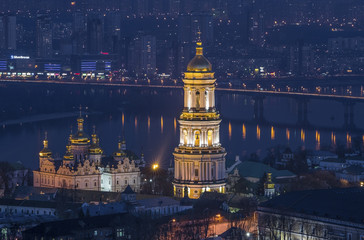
[173,38,226,199]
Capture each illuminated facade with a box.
[173,38,226,199]
[33,117,141,192]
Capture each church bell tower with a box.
[173,37,226,199]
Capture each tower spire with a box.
[79,105,82,118]
[43,131,48,149]
[196,29,203,56]
[92,125,97,144]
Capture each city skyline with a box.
[0,1,364,239]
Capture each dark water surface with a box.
[0,83,363,169]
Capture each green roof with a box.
[233,161,296,179]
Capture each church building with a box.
[33,116,142,192]
[173,37,226,199]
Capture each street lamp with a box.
[152,163,159,194]
[152,163,159,170]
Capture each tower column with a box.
[198,162,201,181]
[175,160,179,179]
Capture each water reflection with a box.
[2,85,364,169]
[148,116,151,133]
[161,116,164,134]
[315,131,321,150]
[347,133,352,149]
[301,129,305,143]
[228,122,232,140]
[271,126,275,140]
[331,132,336,147]
[242,124,246,140]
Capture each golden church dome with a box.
[186,41,212,72]
[89,129,103,155]
[39,133,52,158]
[70,117,90,145]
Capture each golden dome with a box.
[113,138,126,158]
[186,41,212,72]
[70,117,90,145]
[89,130,103,155]
[63,145,74,160]
[39,134,52,158]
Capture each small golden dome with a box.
[186,41,212,72]
[63,145,74,160]
[89,130,103,155]
[39,134,52,158]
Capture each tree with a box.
[255,172,267,196]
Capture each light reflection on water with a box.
[0,88,364,169]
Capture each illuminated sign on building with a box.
[10,55,30,60]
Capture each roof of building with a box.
[122,185,135,194]
[346,155,364,161]
[81,202,127,216]
[307,150,338,157]
[23,213,132,237]
[232,161,296,180]
[259,187,364,224]
[0,198,80,209]
[320,158,345,163]
[137,197,180,208]
[342,165,364,175]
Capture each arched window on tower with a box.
[196,91,200,110]
[183,129,188,145]
[194,130,201,147]
[207,130,213,146]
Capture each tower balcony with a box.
[180,111,220,121]
[174,145,225,155]
[173,179,226,185]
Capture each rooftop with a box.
[320,158,345,163]
[137,196,180,208]
[232,161,296,180]
[259,187,364,224]
[23,213,132,237]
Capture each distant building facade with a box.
[33,116,142,192]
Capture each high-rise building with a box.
[0,15,17,52]
[104,13,121,54]
[87,15,104,54]
[173,39,226,199]
[36,15,53,58]
[5,15,16,50]
[129,34,156,76]
[72,12,87,55]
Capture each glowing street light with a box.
[152,163,159,170]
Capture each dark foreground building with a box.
[23,213,140,239]
[257,187,364,240]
